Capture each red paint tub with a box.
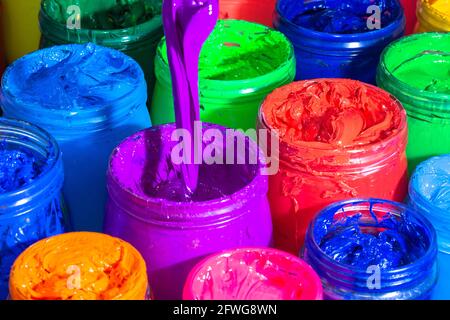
[401,0,418,34]
[258,79,409,254]
[219,0,276,27]
[183,248,323,300]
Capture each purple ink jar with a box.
[104,123,273,300]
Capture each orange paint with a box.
[9,232,149,300]
[259,79,408,254]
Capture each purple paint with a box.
[162,0,218,194]
[104,123,273,299]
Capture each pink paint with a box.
[183,248,323,300]
[162,0,218,193]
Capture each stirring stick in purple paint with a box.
[162,0,219,194]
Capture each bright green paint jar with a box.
[151,19,296,130]
[39,0,163,100]
[377,32,450,172]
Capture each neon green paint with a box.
[377,32,450,172]
[151,20,296,130]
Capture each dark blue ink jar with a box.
[0,118,67,299]
[274,0,405,83]
[303,199,438,300]
[409,155,450,300]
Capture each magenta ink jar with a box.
[104,123,273,300]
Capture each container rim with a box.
[106,123,269,225]
[306,198,438,276]
[274,0,406,41]
[377,32,450,104]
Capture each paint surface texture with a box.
[184,248,322,300]
[282,0,401,33]
[9,232,148,300]
[42,0,160,30]
[3,43,143,110]
[0,145,45,193]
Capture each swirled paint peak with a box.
[261,79,406,149]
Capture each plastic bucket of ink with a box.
[416,0,450,32]
[274,0,405,84]
[0,43,151,232]
[303,199,438,300]
[0,118,67,300]
[377,32,450,172]
[38,0,163,100]
[9,232,150,300]
[1,0,41,64]
[183,247,323,300]
[258,79,409,255]
[219,0,276,26]
[104,123,273,300]
[409,155,450,300]
[151,19,296,131]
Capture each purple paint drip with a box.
[162,0,218,194]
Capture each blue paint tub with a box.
[1,43,151,232]
[0,118,67,299]
[274,0,405,83]
[409,155,450,300]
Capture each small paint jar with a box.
[39,0,163,100]
[258,79,409,254]
[183,248,323,300]
[0,118,67,300]
[304,199,438,300]
[377,33,450,172]
[400,0,418,34]
[9,232,149,300]
[219,0,276,27]
[416,0,450,32]
[1,43,151,232]
[104,123,273,300]
[409,155,450,300]
[1,0,41,64]
[274,0,405,84]
[151,19,295,131]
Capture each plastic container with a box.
[0,118,67,300]
[39,0,163,100]
[274,0,405,84]
[401,0,418,34]
[304,199,438,300]
[219,0,276,26]
[409,155,450,300]
[1,0,41,64]
[151,19,295,130]
[416,0,450,32]
[104,123,273,300]
[377,33,450,172]
[1,43,151,232]
[9,232,149,300]
[183,248,323,300]
[259,79,409,254]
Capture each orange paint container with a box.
[9,232,149,300]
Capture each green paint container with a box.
[377,32,450,172]
[151,19,296,130]
[39,0,163,101]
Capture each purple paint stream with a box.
[162,0,219,194]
